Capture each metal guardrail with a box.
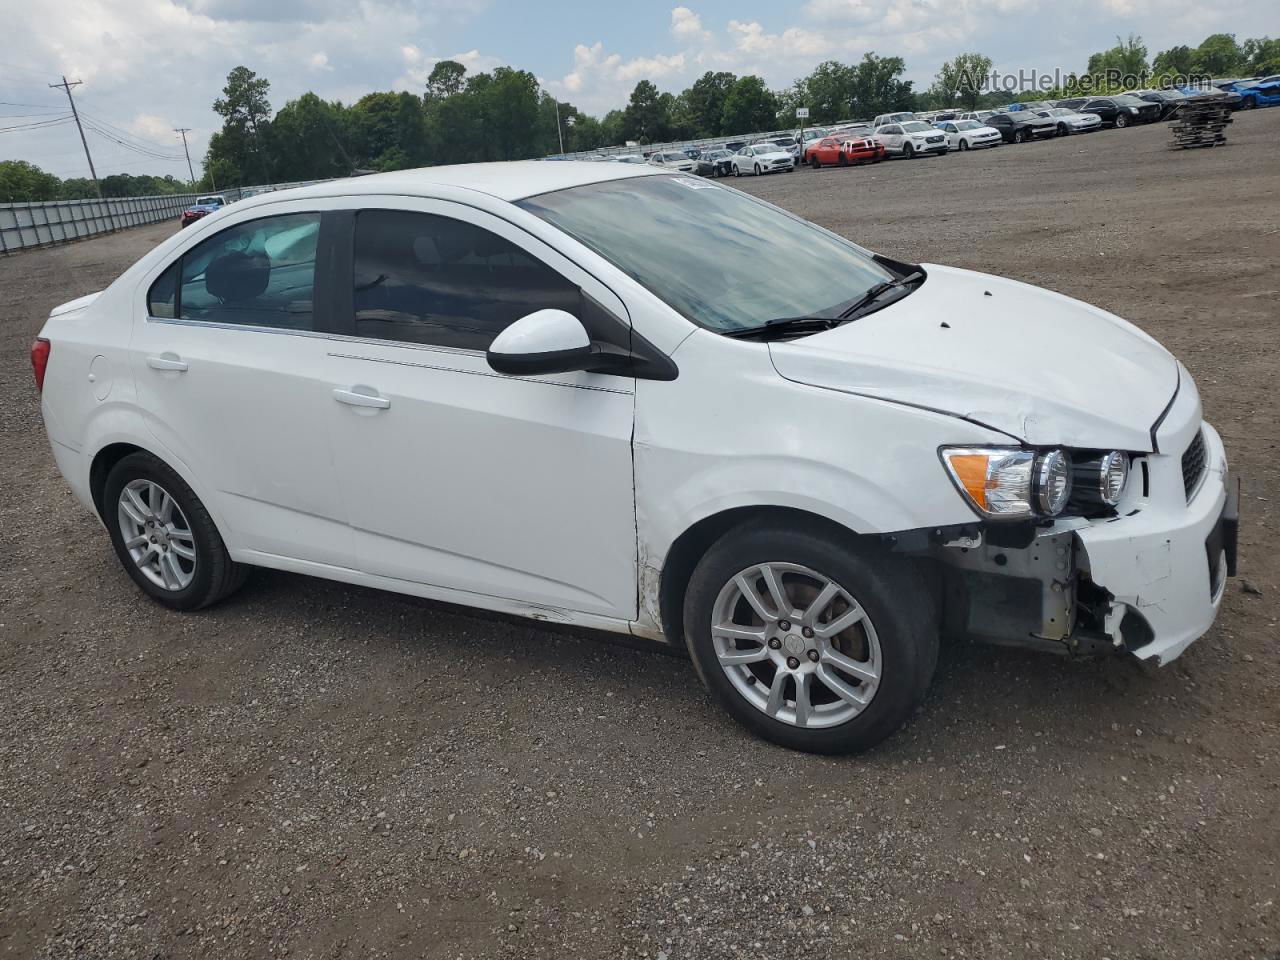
[0,179,335,255]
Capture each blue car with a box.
[1223,77,1280,109]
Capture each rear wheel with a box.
[837,152,848,166]
[104,452,247,611]
[683,520,938,754]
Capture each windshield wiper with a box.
[723,269,926,342]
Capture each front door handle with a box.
[146,354,188,372]
[333,387,390,410]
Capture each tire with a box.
[903,143,914,159]
[1015,129,1028,143]
[959,139,969,151]
[754,163,762,176]
[104,451,247,611]
[1114,114,1127,128]
[837,152,848,166]
[810,155,821,169]
[1057,123,1069,136]
[682,518,939,754]
[1242,96,1256,110]
[733,165,741,177]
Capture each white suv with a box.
[874,120,950,157]
[33,162,1236,754]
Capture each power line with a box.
[82,120,188,162]
[78,110,186,157]
[48,75,103,200]
[0,115,73,133]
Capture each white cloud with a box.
[309,51,331,70]
[671,6,709,42]
[556,42,686,109]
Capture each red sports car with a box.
[805,136,885,169]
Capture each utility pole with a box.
[49,76,102,199]
[174,127,196,186]
[554,99,564,154]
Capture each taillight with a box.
[31,338,50,393]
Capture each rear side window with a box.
[146,214,320,330]
[351,209,579,351]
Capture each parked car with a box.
[722,141,747,154]
[805,135,885,168]
[956,110,997,122]
[1230,77,1280,109]
[1076,95,1161,127]
[612,155,649,165]
[32,161,1237,755]
[732,144,795,175]
[1005,101,1055,113]
[682,147,702,160]
[755,137,801,162]
[696,149,734,178]
[1033,107,1103,135]
[935,119,1002,151]
[648,151,696,173]
[178,199,225,229]
[1127,89,1190,120]
[984,111,1058,143]
[874,120,949,158]
[872,111,916,127]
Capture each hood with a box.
[767,265,1177,452]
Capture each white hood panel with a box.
[768,264,1178,452]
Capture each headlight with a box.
[1128,106,1138,113]
[941,447,1072,519]
[1070,451,1130,510]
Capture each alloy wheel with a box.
[710,562,882,729]
[117,478,197,591]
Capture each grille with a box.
[1181,429,1207,500]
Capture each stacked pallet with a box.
[1169,100,1232,149]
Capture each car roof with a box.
[227,161,665,209]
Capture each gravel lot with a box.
[2,110,1278,960]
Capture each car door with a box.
[131,204,354,569]
[940,123,958,147]
[882,125,903,152]
[322,199,638,620]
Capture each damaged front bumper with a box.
[923,419,1236,665]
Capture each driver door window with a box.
[350,209,580,352]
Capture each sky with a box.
[1,0,1276,181]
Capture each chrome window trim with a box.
[326,351,633,395]
[145,315,484,358]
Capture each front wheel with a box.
[1057,123,1069,136]
[683,520,938,754]
[754,163,762,176]
[1014,129,1029,143]
[733,165,741,177]
[902,143,914,159]
[104,452,247,611]
[1114,114,1128,128]
[810,155,821,169]
[959,139,970,151]
[1242,96,1256,110]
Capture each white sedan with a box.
[647,151,696,173]
[1034,107,1103,135]
[935,119,1002,151]
[731,144,794,176]
[34,161,1235,755]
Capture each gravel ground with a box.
[2,110,1278,960]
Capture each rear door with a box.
[131,203,354,569]
[322,199,638,619]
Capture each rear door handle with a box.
[146,354,188,372]
[333,387,390,410]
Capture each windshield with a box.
[901,121,932,133]
[660,153,686,162]
[197,196,223,206]
[519,176,896,335]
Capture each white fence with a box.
[0,179,333,255]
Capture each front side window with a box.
[170,213,320,330]
[351,209,579,351]
[519,175,895,336]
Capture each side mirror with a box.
[486,309,597,376]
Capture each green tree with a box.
[426,59,467,99]
[1242,36,1280,73]
[623,80,667,141]
[0,160,61,202]
[720,75,778,134]
[207,66,274,184]
[794,60,858,123]
[1193,33,1246,76]
[1086,35,1149,86]
[1152,45,1195,82]
[271,93,355,180]
[931,52,993,110]
[850,53,915,117]
[683,71,737,136]
[351,91,429,170]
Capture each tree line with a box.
[2,31,1276,201]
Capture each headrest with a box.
[205,251,270,302]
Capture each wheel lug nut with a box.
[779,620,791,631]
[802,626,814,638]
[768,637,781,649]
[786,657,800,669]
[807,649,819,663]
